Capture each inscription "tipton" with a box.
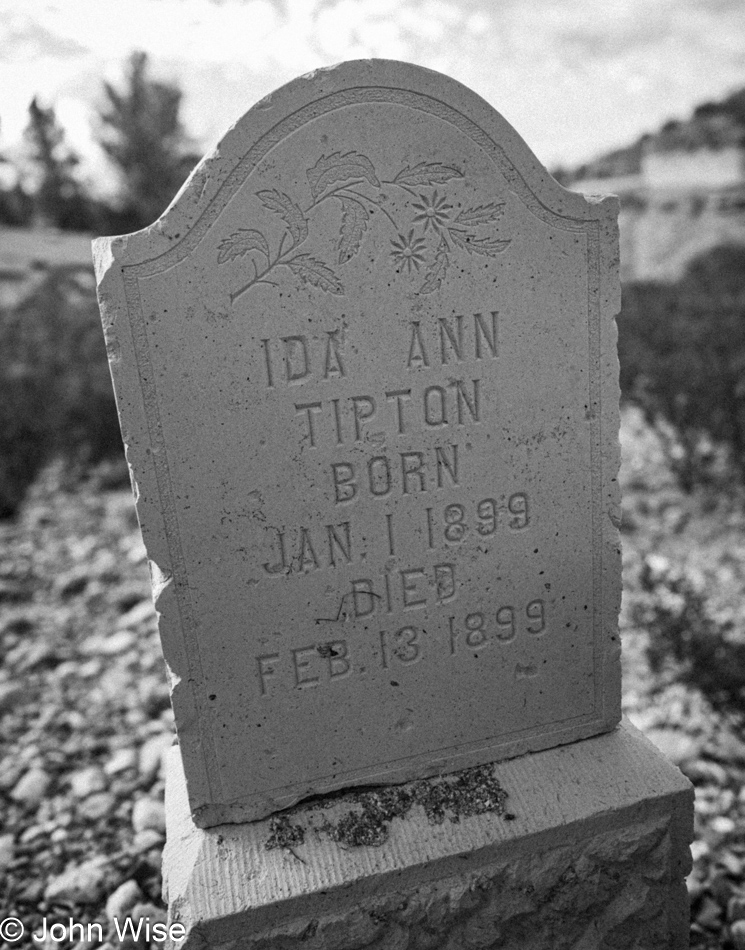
[296,380,481,450]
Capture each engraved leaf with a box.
[288,254,344,295]
[257,189,309,246]
[307,152,380,199]
[455,202,506,227]
[450,231,511,257]
[217,229,270,264]
[393,162,463,187]
[338,198,369,264]
[418,240,450,295]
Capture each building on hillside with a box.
[571,124,745,282]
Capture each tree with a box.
[97,51,199,229]
[618,246,745,490]
[23,97,90,229]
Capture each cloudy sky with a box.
[1,0,743,189]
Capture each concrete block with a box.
[163,718,693,949]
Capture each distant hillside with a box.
[557,87,745,184]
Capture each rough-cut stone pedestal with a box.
[163,719,692,950]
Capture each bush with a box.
[635,555,745,710]
[618,245,745,490]
[0,263,124,516]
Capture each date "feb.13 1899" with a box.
[254,599,548,696]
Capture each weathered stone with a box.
[0,681,23,712]
[131,797,166,834]
[78,791,118,821]
[131,829,164,853]
[94,58,622,827]
[0,833,14,871]
[105,747,138,776]
[70,766,108,799]
[44,856,111,904]
[138,734,172,782]
[11,767,51,806]
[106,880,144,923]
[162,719,693,949]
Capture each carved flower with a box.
[411,190,452,232]
[390,230,427,273]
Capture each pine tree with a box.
[23,97,87,229]
[97,51,199,229]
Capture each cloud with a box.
[0,14,89,63]
[0,0,743,174]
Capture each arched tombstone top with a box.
[95,60,617,269]
[94,60,622,827]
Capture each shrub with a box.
[0,263,124,517]
[634,555,745,711]
[618,245,745,490]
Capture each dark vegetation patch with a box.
[265,814,306,851]
[264,765,509,852]
[618,245,745,492]
[326,765,508,848]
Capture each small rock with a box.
[105,880,144,922]
[710,871,736,906]
[119,600,155,630]
[131,902,167,926]
[711,815,736,836]
[732,920,745,950]
[721,852,745,876]
[0,834,14,870]
[685,759,729,785]
[20,824,45,844]
[0,757,24,791]
[0,682,23,712]
[697,894,723,930]
[85,630,137,656]
[132,798,165,834]
[138,734,172,782]
[131,829,163,853]
[45,856,111,904]
[729,895,745,923]
[78,792,117,821]
[70,766,107,799]
[644,728,701,767]
[18,641,58,670]
[11,767,51,806]
[687,875,706,902]
[78,658,103,678]
[56,569,89,598]
[713,733,745,765]
[20,880,44,903]
[105,748,137,777]
[106,629,138,654]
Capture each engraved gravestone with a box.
[94,60,622,827]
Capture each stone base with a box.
[163,718,693,950]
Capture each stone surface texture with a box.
[94,59,622,825]
[163,719,693,950]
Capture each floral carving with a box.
[219,152,511,303]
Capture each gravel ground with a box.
[1,411,745,947]
[0,463,172,949]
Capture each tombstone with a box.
[94,61,693,948]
